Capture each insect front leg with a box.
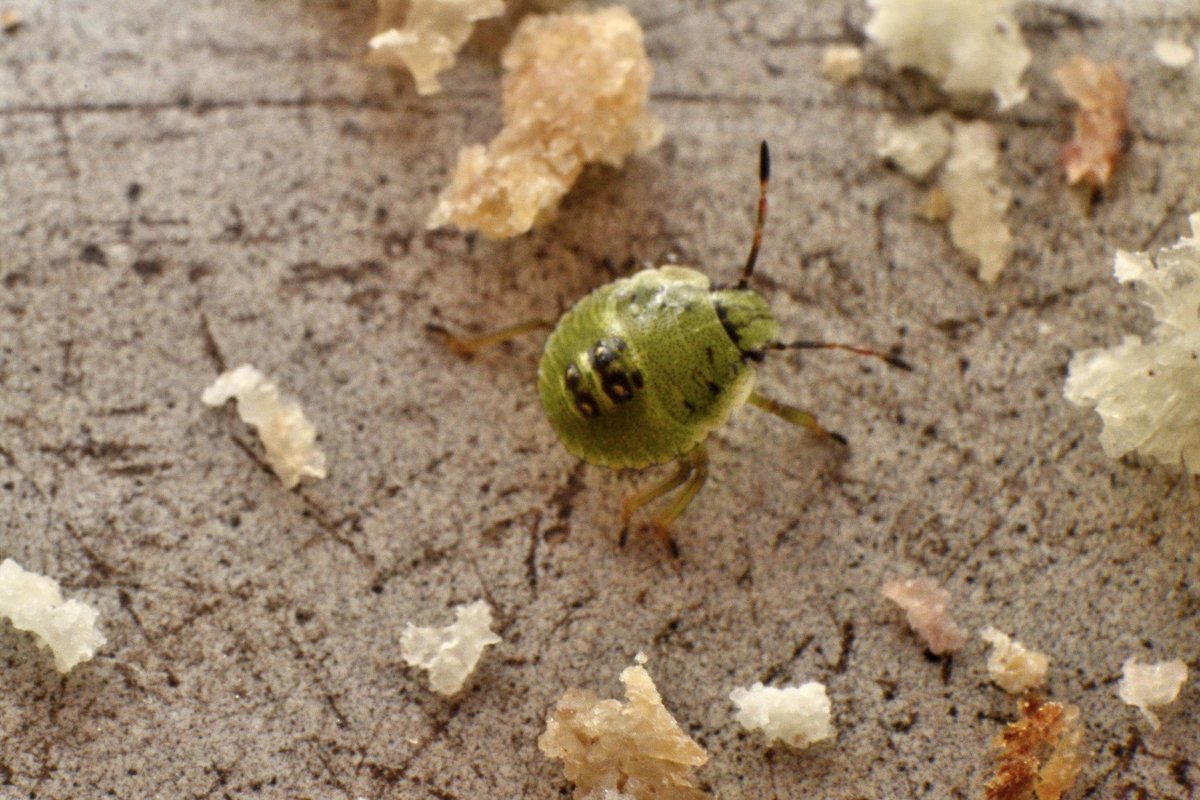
[618,443,710,557]
[648,443,710,554]
[619,458,694,547]
[747,391,848,445]
[426,319,553,356]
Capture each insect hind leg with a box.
[426,319,553,356]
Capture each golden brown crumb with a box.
[1055,56,1129,188]
[916,187,951,222]
[2,9,21,33]
[428,6,663,239]
[538,661,710,800]
[368,0,505,95]
[986,695,1087,800]
[942,121,1012,284]
[820,45,864,85]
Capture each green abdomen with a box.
[537,267,764,469]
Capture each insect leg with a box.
[619,458,694,547]
[649,443,710,556]
[747,391,848,445]
[426,319,553,356]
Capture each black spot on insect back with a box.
[714,301,741,347]
[589,337,638,404]
[564,363,583,391]
[601,370,635,404]
[574,391,601,418]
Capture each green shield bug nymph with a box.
[437,143,910,552]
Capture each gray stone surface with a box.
[1,1,1196,798]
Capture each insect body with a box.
[440,143,908,549]
[537,266,775,470]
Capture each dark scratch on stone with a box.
[542,461,587,541]
[833,619,855,674]
[198,311,227,373]
[759,635,815,685]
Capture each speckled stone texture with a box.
[0,1,1196,798]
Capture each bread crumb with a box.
[986,695,1086,800]
[401,599,500,696]
[943,121,1013,283]
[981,627,1049,694]
[1,9,21,33]
[428,6,663,239]
[368,0,505,95]
[0,559,106,674]
[582,792,637,800]
[865,0,1030,109]
[539,659,709,800]
[1064,213,1200,473]
[1117,657,1188,729]
[820,45,864,85]
[916,186,951,222]
[1153,39,1194,70]
[729,681,834,749]
[202,365,328,490]
[876,115,952,180]
[882,576,967,655]
[1055,56,1129,189]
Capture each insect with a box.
[436,143,909,551]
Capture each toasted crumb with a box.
[916,186,951,222]
[1064,213,1200,473]
[1055,56,1129,188]
[986,695,1086,800]
[0,559,106,674]
[876,115,952,180]
[368,0,505,95]
[1117,657,1188,729]
[881,576,967,654]
[942,121,1013,283]
[539,658,709,800]
[981,627,1049,694]
[401,600,500,696]
[820,45,864,85]
[202,365,328,490]
[865,0,1031,109]
[729,681,834,749]
[428,6,663,239]
[583,792,637,800]
[1,9,21,33]
[1153,39,1194,70]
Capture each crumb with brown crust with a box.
[986,695,1086,800]
[1055,56,1129,189]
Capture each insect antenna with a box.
[771,340,913,371]
[736,140,770,289]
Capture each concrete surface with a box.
[1,1,1196,798]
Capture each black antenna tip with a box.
[759,141,770,182]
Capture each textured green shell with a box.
[537,266,779,469]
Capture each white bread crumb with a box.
[401,599,500,695]
[202,364,327,490]
[0,558,105,673]
[1118,657,1188,729]
[729,681,835,749]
